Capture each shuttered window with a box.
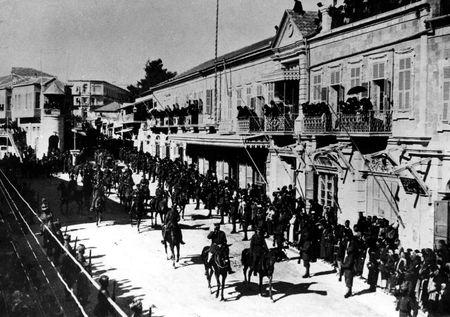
[443,66,450,122]
[350,67,361,88]
[236,88,242,108]
[246,86,252,107]
[205,89,213,114]
[318,173,337,208]
[373,62,385,80]
[312,74,321,102]
[330,69,341,86]
[267,83,274,102]
[398,57,412,110]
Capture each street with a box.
[26,172,403,317]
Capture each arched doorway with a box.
[48,134,59,154]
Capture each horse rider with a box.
[207,223,234,274]
[250,227,269,275]
[162,205,185,245]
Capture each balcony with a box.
[302,110,392,136]
[237,117,263,134]
[264,114,296,134]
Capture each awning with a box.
[168,133,269,148]
[261,66,300,83]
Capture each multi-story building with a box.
[134,0,450,249]
[69,80,130,121]
[0,67,71,158]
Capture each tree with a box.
[127,58,177,99]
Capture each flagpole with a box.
[214,0,219,124]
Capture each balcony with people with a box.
[302,97,392,136]
[325,0,422,30]
[236,106,263,134]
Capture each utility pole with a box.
[214,0,219,124]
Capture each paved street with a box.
[24,172,406,317]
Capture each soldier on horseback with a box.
[91,181,106,226]
[207,223,234,274]
[162,205,185,245]
[250,227,269,276]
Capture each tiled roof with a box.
[11,67,53,78]
[286,10,320,38]
[43,79,66,95]
[94,101,122,113]
[150,37,274,92]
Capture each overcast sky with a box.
[0,0,317,88]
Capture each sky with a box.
[0,0,317,89]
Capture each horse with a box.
[120,182,133,211]
[103,169,113,196]
[241,248,278,301]
[148,195,167,227]
[129,195,146,233]
[56,182,83,214]
[201,245,229,301]
[162,226,180,268]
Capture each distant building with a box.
[0,67,71,158]
[69,80,130,121]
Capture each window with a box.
[205,89,213,114]
[350,67,361,88]
[330,69,341,86]
[236,88,242,108]
[267,83,274,103]
[318,173,337,207]
[312,74,322,102]
[372,62,385,80]
[443,66,450,122]
[246,86,252,107]
[0,104,4,111]
[398,57,412,110]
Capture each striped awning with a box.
[168,133,269,148]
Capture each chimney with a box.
[293,0,304,15]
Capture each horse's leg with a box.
[269,275,273,302]
[176,244,180,262]
[215,271,220,298]
[171,244,175,268]
[243,266,247,283]
[221,273,226,301]
[248,269,252,285]
[259,274,263,297]
[164,241,169,260]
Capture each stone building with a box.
[69,80,130,122]
[134,0,450,249]
[0,67,71,158]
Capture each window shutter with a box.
[305,170,317,202]
[443,80,450,122]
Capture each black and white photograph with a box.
[0,0,450,316]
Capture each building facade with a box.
[0,67,71,158]
[69,80,130,122]
[133,0,450,249]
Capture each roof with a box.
[68,79,129,93]
[12,77,54,88]
[286,10,320,38]
[44,79,66,95]
[11,67,53,78]
[148,37,274,93]
[94,101,122,113]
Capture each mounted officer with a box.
[162,205,185,245]
[250,227,269,275]
[207,223,234,274]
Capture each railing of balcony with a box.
[303,114,331,134]
[237,117,263,134]
[336,110,392,133]
[302,110,392,135]
[264,113,296,133]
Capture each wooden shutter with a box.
[443,67,450,122]
[383,79,392,111]
[305,170,317,201]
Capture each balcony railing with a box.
[302,110,392,135]
[237,117,263,134]
[336,110,392,134]
[264,114,296,133]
